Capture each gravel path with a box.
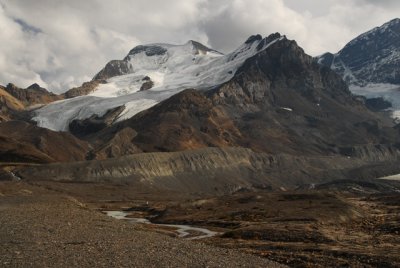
[0,182,285,268]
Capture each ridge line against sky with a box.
[0,0,399,93]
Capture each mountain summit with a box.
[94,40,223,81]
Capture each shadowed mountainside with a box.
[0,121,89,163]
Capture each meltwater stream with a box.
[104,211,219,240]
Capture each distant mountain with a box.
[4,83,62,106]
[317,18,400,117]
[0,83,62,122]
[318,18,400,86]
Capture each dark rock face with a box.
[245,34,263,44]
[92,45,168,81]
[27,83,43,90]
[189,40,223,55]
[365,97,392,112]
[139,75,154,91]
[128,45,168,57]
[317,52,334,68]
[140,80,154,91]
[93,60,131,80]
[69,106,125,137]
[317,18,400,86]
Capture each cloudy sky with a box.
[0,0,399,93]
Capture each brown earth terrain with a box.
[0,181,284,268]
[2,179,398,267]
[154,191,400,267]
[0,121,89,163]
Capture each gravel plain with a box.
[0,182,284,268]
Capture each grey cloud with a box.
[357,0,399,7]
[13,18,42,34]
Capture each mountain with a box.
[0,83,62,122]
[32,35,286,131]
[317,18,400,117]
[32,34,400,158]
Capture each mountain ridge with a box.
[317,18,400,86]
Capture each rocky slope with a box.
[0,82,62,122]
[0,83,92,164]
[0,86,25,122]
[0,121,89,163]
[63,80,106,99]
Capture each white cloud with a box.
[0,0,399,93]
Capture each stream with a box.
[104,211,219,240]
[378,174,400,181]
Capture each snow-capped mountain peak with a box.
[33,34,285,131]
[316,18,400,119]
[317,18,400,86]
